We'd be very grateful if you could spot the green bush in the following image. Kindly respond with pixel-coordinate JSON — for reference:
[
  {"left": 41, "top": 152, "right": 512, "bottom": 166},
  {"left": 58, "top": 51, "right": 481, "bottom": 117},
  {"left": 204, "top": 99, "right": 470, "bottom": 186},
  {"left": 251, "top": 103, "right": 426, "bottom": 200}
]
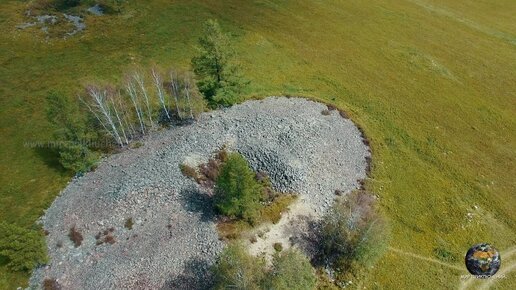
[
  {"left": 0, "top": 222, "right": 48, "bottom": 272},
  {"left": 273, "top": 242, "right": 283, "bottom": 252},
  {"left": 211, "top": 243, "right": 265, "bottom": 290},
  {"left": 264, "top": 249, "right": 317, "bottom": 290},
  {"left": 215, "top": 153, "right": 264, "bottom": 224},
  {"left": 319, "top": 191, "right": 387, "bottom": 272},
  {"left": 46, "top": 91, "right": 99, "bottom": 173}
]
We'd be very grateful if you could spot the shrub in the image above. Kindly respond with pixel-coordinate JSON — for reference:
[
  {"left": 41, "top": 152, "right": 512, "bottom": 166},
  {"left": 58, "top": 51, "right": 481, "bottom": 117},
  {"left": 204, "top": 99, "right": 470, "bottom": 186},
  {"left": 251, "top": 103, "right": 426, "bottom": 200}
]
[
  {"left": 273, "top": 242, "right": 283, "bottom": 252},
  {"left": 321, "top": 109, "right": 331, "bottom": 115},
  {"left": 211, "top": 243, "right": 265, "bottom": 290},
  {"left": 264, "top": 249, "right": 317, "bottom": 290},
  {"left": 215, "top": 153, "right": 264, "bottom": 224},
  {"left": 68, "top": 226, "right": 83, "bottom": 247},
  {"left": 104, "top": 235, "right": 116, "bottom": 245},
  {"left": 180, "top": 164, "right": 198, "bottom": 180},
  {"left": 0, "top": 222, "right": 48, "bottom": 271},
  {"left": 58, "top": 142, "right": 98, "bottom": 173},
  {"left": 124, "top": 218, "right": 134, "bottom": 230},
  {"left": 319, "top": 191, "right": 387, "bottom": 272},
  {"left": 216, "top": 147, "right": 229, "bottom": 162},
  {"left": 46, "top": 91, "right": 99, "bottom": 173},
  {"left": 199, "top": 159, "right": 221, "bottom": 182}
]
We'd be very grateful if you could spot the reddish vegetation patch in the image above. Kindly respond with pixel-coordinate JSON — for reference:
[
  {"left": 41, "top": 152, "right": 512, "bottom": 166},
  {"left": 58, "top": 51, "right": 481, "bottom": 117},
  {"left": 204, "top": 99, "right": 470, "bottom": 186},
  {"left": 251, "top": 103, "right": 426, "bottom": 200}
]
[
  {"left": 327, "top": 104, "right": 337, "bottom": 111},
  {"left": 181, "top": 146, "right": 229, "bottom": 191},
  {"left": 95, "top": 228, "right": 117, "bottom": 246},
  {"left": 68, "top": 226, "right": 83, "bottom": 247},
  {"left": 43, "top": 278, "right": 61, "bottom": 290}
]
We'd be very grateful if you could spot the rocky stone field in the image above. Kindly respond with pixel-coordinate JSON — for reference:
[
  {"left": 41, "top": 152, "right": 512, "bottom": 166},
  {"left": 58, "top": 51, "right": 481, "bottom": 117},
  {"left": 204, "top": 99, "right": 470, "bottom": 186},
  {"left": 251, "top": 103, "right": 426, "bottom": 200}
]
[{"left": 29, "top": 97, "right": 370, "bottom": 289}]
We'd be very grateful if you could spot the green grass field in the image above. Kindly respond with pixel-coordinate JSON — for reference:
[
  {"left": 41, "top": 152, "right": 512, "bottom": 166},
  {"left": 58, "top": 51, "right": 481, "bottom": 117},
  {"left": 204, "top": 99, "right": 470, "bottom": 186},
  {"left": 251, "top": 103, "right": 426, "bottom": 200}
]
[{"left": 1, "top": 0, "right": 515, "bottom": 288}]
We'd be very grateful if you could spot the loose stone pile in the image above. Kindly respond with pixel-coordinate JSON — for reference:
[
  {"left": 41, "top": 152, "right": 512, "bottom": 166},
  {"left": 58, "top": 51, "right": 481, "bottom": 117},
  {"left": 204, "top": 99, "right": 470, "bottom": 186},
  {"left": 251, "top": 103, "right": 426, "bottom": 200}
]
[{"left": 29, "top": 97, "right": 369, "bottom": 289}]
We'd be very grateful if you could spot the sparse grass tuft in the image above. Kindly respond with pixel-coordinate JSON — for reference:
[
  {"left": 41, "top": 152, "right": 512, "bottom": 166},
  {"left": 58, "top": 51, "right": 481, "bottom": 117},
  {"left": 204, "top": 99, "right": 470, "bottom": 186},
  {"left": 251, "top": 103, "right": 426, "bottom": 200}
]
[{"left": 124, "top": 218, "right": 134, "bottom": 230}]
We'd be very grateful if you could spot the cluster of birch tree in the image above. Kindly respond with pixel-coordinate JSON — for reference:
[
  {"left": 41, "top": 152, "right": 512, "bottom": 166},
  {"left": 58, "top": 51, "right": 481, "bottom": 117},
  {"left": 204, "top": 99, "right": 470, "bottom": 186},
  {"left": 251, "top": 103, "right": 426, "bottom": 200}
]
[{"left": 80, "top": 68, "right": 205, "bottom": 147}]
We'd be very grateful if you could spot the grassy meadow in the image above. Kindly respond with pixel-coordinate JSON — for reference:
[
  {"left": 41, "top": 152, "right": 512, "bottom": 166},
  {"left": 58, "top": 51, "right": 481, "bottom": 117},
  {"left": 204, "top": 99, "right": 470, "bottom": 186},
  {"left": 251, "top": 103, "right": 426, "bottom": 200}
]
[{"left": 0, "top": 0, "right": 515, "bottom": 288}]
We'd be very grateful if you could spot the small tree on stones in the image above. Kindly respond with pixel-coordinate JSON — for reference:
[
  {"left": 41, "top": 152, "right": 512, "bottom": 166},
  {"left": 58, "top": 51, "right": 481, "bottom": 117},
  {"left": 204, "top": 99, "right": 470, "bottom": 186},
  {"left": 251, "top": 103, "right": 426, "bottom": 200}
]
[{"left": 215, "top": 153, "right": 264, "bottom": 224}]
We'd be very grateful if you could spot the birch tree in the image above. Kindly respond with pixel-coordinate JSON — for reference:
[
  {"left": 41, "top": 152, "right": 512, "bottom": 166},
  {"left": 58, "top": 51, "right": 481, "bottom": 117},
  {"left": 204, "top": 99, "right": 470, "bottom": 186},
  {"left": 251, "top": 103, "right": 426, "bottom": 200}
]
[
  {"left": 169, "top": 70, "right": 182, "bottom": 119},
  {"left": 126, "top": 80, "right": 146, "bottom": 135},
  {"left": 110, "top": 91, "right": 129, "bottom": 145},
  {"left": 83, "top": 86, "right": 124, "bottom": 147},
  {"left": 133, "top": 71, "right": 153, "bottom": 126},
  {"left": 152, "top": 68, "right": 171, "bottom": 121},
  {"left": 184, "top": 77, "right": 194, "bottom": 119}
]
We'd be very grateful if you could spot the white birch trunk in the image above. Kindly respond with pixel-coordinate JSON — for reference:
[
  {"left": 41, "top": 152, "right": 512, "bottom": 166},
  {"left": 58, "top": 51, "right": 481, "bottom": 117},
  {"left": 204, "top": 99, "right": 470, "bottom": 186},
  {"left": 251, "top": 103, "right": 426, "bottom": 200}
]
[
  {"left": 86, "top": 86, "right": 123, "bottom": 147},
  {"left": 133, "top": 72, "right": 153, "bottom": 126},
  {"left": 184, "top": 78, "right": 194, "bottom": 119},
  {"left": 152, "top": 69, "right": 171, "bottom": 121},
  {"left": 111, "top": 93, "right": 128, "bottom": 145},
  {"left": 170, "top": 71, "right": 182, "bottom": 119},
  {"left": 126, "top": 81, "right": 146, "bottom": 135}
]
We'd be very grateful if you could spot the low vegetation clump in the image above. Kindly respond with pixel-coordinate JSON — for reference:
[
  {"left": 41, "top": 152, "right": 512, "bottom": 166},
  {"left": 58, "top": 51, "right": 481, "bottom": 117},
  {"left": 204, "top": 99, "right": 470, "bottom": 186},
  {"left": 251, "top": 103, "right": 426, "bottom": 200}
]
[
  {"left": 260, "top": 194, "right": 297, "bottom": 224},
  {"left": 211, "top": 244, "right": 316, "bottom": 290},
  {"left": 179, "top": 164, "right": 198, "bottom": 181},
  {"left": 68, "top": 225, "right": 83, "bottom": 247},
  {"left": 0, "top": 222, "right": 48, "bottom": 272},
  {"left": 211, "top": 243, "right": 266, "bottom": 290},
  {"left": 317, "top": 190, "right": 388, "bottom": 282},
  {"left": 42, "top": 278, "right": 61, "bottom": 290},
  {"left": 46, "top": 91, "right": 100, "bottom": 173},
  {"left": 95, "top": 227, "right": 116, "bottom": 245},
  {"left": 264, "top": 249, "right": 317, "bottom": 290},
  {"left": 124, "top": 218, "right": 134, "bottom": 230}
]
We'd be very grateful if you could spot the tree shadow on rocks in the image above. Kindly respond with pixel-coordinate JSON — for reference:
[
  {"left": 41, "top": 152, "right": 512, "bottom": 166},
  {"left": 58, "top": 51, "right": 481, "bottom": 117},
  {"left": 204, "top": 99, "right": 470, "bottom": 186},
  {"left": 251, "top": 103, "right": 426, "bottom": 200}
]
[
  {"left": 179, "top": 186, "right": 215, "bottom": 223},
  {"left": 162, "top": 257, "right": 214, "bottom": 290}
]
